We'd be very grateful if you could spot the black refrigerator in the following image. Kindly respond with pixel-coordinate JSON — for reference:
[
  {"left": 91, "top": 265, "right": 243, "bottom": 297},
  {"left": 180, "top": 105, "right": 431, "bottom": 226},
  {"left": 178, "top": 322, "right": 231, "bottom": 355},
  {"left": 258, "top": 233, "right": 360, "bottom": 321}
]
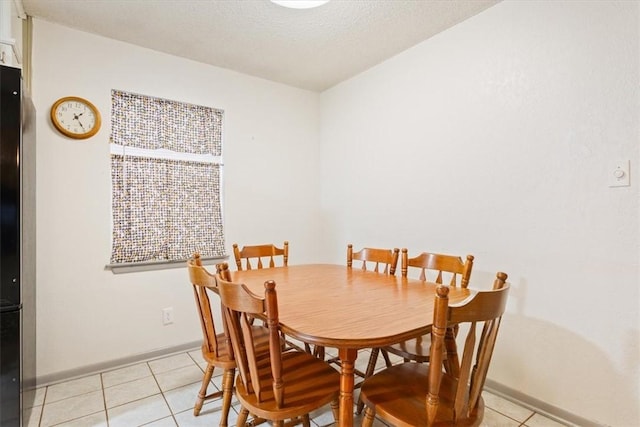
[{"left": 0, "top": 64, "right": 36, "bottom": 426}]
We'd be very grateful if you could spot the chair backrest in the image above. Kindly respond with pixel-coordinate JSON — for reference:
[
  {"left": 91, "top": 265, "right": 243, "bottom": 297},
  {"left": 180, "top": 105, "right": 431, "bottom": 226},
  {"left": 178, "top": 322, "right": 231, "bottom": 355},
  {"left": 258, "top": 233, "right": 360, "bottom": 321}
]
[
  {"left": 217, "top": 273, "right": 285, "bottom": 406},
  {"left": 347, "top": 244, "right": 400, "bottom": 275},
  {"left": 426, "top": 272, "right": 510, "bottom": 425},
  {"left": 232, "top": 241, "right": 289, "bottom": 271},
  {"left": 401, "top": 248, "right": 474, "bottom": 287},
  {"left": 187, "top": 254, "right": 229, "bottom": 358}
]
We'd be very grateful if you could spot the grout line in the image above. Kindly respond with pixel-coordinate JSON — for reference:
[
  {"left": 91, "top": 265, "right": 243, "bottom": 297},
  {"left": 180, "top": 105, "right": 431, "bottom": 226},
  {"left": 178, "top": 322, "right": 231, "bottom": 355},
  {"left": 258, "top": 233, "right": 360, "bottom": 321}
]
[
  {"left": 37, "top": 387, "right": 47, "bottom": 427},
  {"left": 521, "top": 411, "right": 535, "bottom": 426},
  {"left": 157, "top": 371, "right": 178, "bottom": 425},
  {"left": 98, "top": 371, "right": 108, "bottom": 427}
]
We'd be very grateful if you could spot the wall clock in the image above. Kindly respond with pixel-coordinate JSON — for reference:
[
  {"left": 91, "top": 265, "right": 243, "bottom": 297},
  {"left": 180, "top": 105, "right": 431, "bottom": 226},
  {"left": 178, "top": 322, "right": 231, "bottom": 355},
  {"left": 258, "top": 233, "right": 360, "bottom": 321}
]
[{"left": 50, "top": 96, "right": 101, "bottom": 139}]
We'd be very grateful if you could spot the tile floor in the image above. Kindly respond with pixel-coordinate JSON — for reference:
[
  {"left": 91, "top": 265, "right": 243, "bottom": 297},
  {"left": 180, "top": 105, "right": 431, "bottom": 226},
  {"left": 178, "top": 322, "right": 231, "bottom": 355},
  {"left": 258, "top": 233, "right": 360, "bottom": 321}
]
[{"left": 23, "top": 346, "right": 570, "bottom": 427}]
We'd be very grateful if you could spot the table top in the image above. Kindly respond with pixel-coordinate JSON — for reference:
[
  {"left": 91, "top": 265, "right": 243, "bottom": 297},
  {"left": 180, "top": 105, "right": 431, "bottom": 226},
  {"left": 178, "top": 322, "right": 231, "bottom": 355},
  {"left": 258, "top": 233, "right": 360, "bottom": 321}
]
[{"left": 232, "top": 264, "right": 471, "bottom": 349}]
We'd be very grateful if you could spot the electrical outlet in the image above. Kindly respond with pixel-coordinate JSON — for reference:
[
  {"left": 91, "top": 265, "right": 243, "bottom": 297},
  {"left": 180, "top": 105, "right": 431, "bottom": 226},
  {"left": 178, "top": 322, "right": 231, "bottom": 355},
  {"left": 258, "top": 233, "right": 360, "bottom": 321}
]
[{"left": 162, "top": 307, "right": 174, "bottom": 325}]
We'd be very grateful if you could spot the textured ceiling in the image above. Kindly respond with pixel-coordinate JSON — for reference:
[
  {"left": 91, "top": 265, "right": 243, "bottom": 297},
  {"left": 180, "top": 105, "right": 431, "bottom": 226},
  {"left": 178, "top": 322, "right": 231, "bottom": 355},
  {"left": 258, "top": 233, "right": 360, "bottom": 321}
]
[{"left": 21, "top": 0, "right": 499, "bottom": 92}]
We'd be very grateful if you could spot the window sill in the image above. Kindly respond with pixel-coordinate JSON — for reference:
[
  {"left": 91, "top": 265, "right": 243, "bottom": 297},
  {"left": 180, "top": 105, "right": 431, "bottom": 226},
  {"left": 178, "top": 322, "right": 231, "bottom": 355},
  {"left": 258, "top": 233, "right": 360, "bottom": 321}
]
[{"left": 105, "top": 255, "right": 229, "bottom": 274}]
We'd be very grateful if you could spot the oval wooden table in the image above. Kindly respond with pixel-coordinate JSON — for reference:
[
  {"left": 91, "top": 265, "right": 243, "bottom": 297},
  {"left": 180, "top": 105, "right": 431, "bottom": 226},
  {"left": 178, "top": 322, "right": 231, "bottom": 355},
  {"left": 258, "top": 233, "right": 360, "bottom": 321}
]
[{"left": 232, "top": 264, "right": 471, "bottom": 427}]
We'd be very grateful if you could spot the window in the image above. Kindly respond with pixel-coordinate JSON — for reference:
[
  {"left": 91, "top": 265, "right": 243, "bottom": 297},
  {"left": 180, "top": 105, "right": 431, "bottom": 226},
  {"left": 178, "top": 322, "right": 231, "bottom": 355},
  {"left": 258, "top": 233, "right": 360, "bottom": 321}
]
[{"left": 109, "top": 90, "right": 225, "bottom": 268}]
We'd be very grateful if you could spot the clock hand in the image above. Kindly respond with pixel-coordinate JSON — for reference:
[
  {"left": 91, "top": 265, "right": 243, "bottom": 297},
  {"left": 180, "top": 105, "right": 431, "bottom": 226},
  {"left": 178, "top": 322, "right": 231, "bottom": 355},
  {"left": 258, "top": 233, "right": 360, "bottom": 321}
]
[{"left": 72, "top": 114, "right": 86, "bottom": 131}]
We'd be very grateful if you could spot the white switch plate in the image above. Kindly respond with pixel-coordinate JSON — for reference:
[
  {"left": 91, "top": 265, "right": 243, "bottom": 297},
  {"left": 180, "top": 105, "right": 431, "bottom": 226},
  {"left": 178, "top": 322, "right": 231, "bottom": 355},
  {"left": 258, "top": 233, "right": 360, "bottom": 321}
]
[{"left": 609, "top": 160, "right": 630, "bottom": 187}]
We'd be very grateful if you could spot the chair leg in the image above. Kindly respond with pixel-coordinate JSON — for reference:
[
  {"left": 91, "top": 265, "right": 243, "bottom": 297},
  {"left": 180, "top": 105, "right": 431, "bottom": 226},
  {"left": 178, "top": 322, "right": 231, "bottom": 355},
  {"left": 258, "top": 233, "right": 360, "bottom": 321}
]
[
  {"left": 302, "top": 414, "right": 311, "bottom": 427},
  {"left": 330, "top": 398, "right": 339, "bottom": 422},
  {"left": 313, "top": 345, "right": 326, "bottom": 360},
  {"left": 381, "top": 349, "right": 393, "bottom": 367},
  {"left": 362, "top": 407, "right": 376, "bottom": 427},
  {"left": 237, "top": 407, "right": 249, "bottom": 427},
  {"left": 355, "top": 349, "right": 379, "bottom": 414},
  {"left": 219, "top": 368, "right": 235, "bottom": 427},
  {"left": 194, "top": 363, "right": 215, "bottom": 416}
]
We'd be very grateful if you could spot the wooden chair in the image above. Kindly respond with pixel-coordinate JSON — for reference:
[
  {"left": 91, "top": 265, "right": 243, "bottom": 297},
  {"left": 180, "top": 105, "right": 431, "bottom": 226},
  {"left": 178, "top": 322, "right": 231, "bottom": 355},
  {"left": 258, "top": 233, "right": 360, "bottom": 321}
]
[
  {"left": 342, "top": 244, "right": 400, "bottom": 374},
  {"left": 187, "top": 255, "right": 270, "bottom": 426},
  {"left": 356, "top": 248, "right": 474, "bottom": 414},
  {"left": 387, "top": 249, "right": 474, "bottom": 361},
  {"left": 347, "top": 244, "right": 400, "bottom": 275},
  {"left": 217, "top": 274, "right": 340, "bottom": 427},
  {"left": 233, "top": 241, "right": 289, "bottom": 271},
  {"left": 359, "top": 272, "right": 510, "bottom": 427},
  {"left": 232, "top": 241, "right": 311, "bottom": 354}
]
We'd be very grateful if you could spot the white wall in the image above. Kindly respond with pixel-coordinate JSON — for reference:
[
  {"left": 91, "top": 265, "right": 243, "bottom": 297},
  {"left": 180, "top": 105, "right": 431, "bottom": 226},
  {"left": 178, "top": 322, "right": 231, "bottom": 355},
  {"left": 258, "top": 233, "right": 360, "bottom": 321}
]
[
  {"left": 31, "top": 20, "right": 321, "bottom": 378},
  {"left": 320, "top": 1, "right": 638, "bottom": 425},
  {"left": 30, "top": 1, "right": 640, "bottom": 425}
]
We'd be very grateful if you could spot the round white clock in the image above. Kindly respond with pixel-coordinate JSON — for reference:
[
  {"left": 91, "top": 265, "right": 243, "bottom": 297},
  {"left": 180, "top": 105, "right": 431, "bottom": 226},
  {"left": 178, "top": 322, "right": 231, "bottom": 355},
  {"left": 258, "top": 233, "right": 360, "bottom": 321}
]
[{"left": 50, "top": 96, "right": 101, "bottom": 139}]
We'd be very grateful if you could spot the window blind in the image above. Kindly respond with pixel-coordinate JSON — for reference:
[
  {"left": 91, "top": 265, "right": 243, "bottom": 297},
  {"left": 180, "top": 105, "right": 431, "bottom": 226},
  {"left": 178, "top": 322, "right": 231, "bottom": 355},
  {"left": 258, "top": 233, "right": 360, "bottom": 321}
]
[{"left": 110, "top": 90, "right": 225, "bottom": 264}]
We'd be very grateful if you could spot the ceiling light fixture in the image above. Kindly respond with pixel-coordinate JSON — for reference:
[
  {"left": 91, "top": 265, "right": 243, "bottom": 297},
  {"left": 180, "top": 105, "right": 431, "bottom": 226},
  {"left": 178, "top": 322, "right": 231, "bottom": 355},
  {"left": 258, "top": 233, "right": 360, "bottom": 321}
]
[{"left": 270, "top": 0, "right": 330, "bottom": 9}]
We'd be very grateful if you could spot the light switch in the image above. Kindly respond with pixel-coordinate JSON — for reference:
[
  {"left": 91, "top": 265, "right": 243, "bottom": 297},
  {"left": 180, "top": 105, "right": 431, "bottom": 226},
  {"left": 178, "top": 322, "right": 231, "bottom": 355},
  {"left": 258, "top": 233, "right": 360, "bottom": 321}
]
[{"left": 609, "top": 160, "right": 630, "bottom": 187}]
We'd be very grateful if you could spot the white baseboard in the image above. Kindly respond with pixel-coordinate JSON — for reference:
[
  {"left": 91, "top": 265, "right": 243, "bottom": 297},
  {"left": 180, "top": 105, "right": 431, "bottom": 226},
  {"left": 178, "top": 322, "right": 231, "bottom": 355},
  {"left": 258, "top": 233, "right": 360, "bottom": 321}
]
[{"left": 35, "top": 341, "right": 201, "bottom": 388}]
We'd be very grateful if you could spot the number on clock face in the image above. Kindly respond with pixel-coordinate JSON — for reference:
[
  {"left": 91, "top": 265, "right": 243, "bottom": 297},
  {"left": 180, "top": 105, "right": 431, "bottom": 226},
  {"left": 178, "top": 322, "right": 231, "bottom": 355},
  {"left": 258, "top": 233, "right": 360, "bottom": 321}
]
[{"left": 56, "top": 101, "right": 96, "bottom": 134}]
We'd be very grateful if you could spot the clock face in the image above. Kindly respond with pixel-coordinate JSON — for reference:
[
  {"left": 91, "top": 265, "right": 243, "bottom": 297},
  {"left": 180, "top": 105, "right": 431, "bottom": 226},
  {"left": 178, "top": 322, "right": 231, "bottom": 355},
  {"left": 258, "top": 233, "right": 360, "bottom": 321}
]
[{"left": 51, "top": 97, "right": 101, "bottom": 139}]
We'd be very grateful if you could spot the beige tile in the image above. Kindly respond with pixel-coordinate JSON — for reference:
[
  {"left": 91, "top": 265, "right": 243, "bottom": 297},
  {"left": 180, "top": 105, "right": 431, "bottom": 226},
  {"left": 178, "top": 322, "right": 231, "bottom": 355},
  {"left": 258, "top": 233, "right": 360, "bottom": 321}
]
[
  {"left": 189, "top": 352, "right": 209, "bottom": 372},
  {"left": 107, "top": 394, "right": 171, "bottom": 427},
  {"left": 104, "top": 375, "right": 161, "bottom": 408},
  {"left": 163, "top": 382, "right": 203, "bottom": 414},
  {"left": 187, "top": 349, "right": 204, "bottom": 363},
  {"left": 24, "top": 404, "right": 42, "bottom": 427},
  {"left": 323, "top": 346, "right": 339, "bottom": 358},
  {"left": 194, "top": 360, "right": 208, "bottom": 372},
  {"left": 40, "top": 390, "right": 104, "bottom": 427},
  {"left": 45, "top": 374, "right": 102, "bottom": 403},
  {"left": 354, "top": 350, "right": 376, "bottom": 374},
  {"left": 54, "top": 411, "right": 108, "bottom": 427},
  {"left": 155, "top": 365, "right": 204, "bottom": 392},
  {"left": 102, "top": 362, "right": 152, "bottom": 388},
  {"left": 31, "top": 350, "right": 564, "bottom": 427},
  {"left": 210, "top": 369, "right": 228, "bottom": 391},
  {"left": 149, "top": 353, "right": 197, "bottom": 375},
  {"left": 174, "top": 405, "right": 239, "bottom": 427},
  {"left": 23, "top": 387, "right": 46, "bottom": 408},
  {"left": 309, "top": 402, "right": 339, "bottom": 426},
  {"left": 482, "top": 391, "right": 535, "bottom": 422},
  {"left": 142, "top": 416, "right": 177, "bottom": 426},
  {"left": 524, "top": 413, "right": 570, "bottom": 427},
  {"left": 385, "top": 351, "right": 405, "bottom": 365},
  {"left": 202, "top": 394, "right": 233, "bottom": 414},
  {"left": 481, "top": 407, "right": 521, "bottom": 426}
]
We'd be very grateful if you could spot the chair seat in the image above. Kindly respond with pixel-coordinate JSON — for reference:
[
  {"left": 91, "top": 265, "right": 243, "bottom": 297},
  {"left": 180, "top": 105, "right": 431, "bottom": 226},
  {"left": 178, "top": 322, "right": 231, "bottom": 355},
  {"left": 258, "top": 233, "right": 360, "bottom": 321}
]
[
  {"left": 235, "top": 350, "right": 340, "bottom": 421},
  {"left": 360, "top": 362, "right": 484, "bottom": 427},
  {"left": 202, "top": 325, "right": 272, "bottom": 368},
  {"left": 201, "top": 336, "right": 234, "bottom": 367}
]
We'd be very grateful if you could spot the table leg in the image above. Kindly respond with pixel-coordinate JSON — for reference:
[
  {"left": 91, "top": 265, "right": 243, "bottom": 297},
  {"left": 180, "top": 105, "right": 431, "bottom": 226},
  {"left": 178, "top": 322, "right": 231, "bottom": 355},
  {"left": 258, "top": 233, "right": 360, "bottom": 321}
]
[{"left": 337, "top": 348, "right": 357, "bottom": 427}]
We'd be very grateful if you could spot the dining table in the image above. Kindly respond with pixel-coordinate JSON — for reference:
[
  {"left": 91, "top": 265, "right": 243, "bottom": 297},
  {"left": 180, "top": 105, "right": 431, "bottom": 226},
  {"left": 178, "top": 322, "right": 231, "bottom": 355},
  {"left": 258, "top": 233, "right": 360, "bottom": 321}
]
[{"left": 231, "top": 263, "right": 471, "bottom": 427}]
